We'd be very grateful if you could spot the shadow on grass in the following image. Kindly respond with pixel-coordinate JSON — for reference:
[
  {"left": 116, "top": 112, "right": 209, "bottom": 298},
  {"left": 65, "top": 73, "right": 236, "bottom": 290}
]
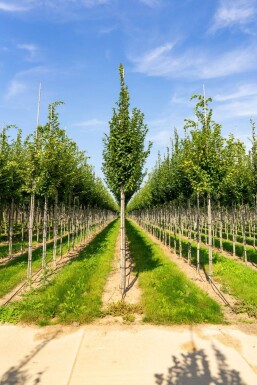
[
  {"left": 126, "top": 220, "right": 162, "bottom": 273},
  {"left": 65, "top": 220, "right": 118, "bottom": 265},
  {"left": 155, "top": 344, "right": 247, "bottom": 385}
]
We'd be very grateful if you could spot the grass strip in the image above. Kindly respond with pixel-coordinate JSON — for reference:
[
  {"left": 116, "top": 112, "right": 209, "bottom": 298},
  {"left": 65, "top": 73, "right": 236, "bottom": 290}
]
[
  {"left": 0, "top": 234, "right": 70, "bottom": 299},
  {"left": 0, "top": 231, "right": 56, "bottom": 259},
  {"left": 126, "top": 220, "right": 224, "bottom": 325},
  {"left": 0, "top": 224, "right": 101, "bottom": 298},
  {"left": 151, "top": 224, "right": 257, "bottom": 318},
  {"left": 172, "top": 226, "right": 257, "bottom": 263},
  {"left": 0, "top": 220, "right": 119, "bottom": 325},
  {"left": 179, "top": 228, "right": 257, "bottom": 263}
]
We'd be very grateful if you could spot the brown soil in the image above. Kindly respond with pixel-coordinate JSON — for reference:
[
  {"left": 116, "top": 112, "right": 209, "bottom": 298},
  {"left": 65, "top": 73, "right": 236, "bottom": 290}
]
[{"left": 97, "top": 233, "right": 143, "bottom": 325}]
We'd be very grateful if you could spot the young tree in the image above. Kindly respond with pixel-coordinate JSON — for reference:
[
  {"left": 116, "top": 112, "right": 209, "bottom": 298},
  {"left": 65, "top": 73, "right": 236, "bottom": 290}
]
[
  {"left": 182, "top": 94, "right": 225, "bottom": 278},
  {"left": 102, "top": 64, "right": 151, "bottom": 293}
]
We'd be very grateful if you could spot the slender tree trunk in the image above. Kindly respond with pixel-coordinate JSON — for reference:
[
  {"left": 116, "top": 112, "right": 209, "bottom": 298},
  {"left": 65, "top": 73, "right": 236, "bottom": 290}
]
[
  {"left": 120, "top": 187, "right": 126, "bottom": 293},
  {"left": 254, "top": 195, "right": 257, "bottom": 248},
  {"left": 0, "top": 199, "right": 2, "bottom": 243},
  {"left": 178, "top": 207, "right": 182, "bottom": 258},
  {"left": 207, "top": 193, "right": 213, "bottom": 279},
  {"left": 232, "top": 205, "right": 236, "bottom": 257},
  {"left": 242, "top": 205, "right": 247, "bottom": 263},
  {"left": 72, "top": 198, "right": 76, "bottom": 250},
  {"left": 36, "top": 202, "right": 40, "bottom": 245},
  {"left": 59, "top": 204, "right": 64, "bottom": 258},
  {"left": 3, "top": 208, "right": 7, "bottom": 236},
  {"left": 27, "top": 193, "right": 35, "bottom": 282},
  {"left": 196, "top": 191, "right": 200, "bottom": 271},
  {"left": 42, "top": 196, "right": 48, "bottom": 270},
  {"left": 187, "top": 199, "right": 191, "bottom": 264},
  {"left": 21, "top": 204, "right": 25, "bottom": 252},
  {"left": 218, "top": 201, "right": 223, "bottom": 251},
  {"left": 8, "top": 198, "right": 14, "bottom": 258},
  {"left": 53, "top": 192, "right": 58, "bottom": 267}
]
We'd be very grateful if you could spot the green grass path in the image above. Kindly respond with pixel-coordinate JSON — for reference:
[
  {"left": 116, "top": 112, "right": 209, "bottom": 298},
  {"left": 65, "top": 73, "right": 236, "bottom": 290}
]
[
  {"left": 149, "top": 223, "right": 257, "bottom": 318},
  {"left": 0, "top": 220, "right": 119, "bottom": 325},
  {"left": 126, "top": 220, "right": 224, "bottom": 325}
]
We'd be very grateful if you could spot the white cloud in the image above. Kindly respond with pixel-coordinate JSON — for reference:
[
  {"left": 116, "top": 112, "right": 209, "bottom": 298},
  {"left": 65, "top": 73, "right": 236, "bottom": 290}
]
[
  {"left": 4, "top": 66, "right": 50, "bottom": 102},
  {"left": 130, "top": 41, "right": 257, "bottom": 79},
  {"left": 212, "top": 83, "right": 257, "bottom": 121},
  {"left": 5, "top": 80, "right": 27, "bottom": 99},
  {"left": 99, "top": 25, "right": 117, "bottom": 35},
  {"left": 210, "top": 0, "right": 257, "bottom": 32},
  {"left": 74, "top": 118, "right": 107, "bottom": 129},
  {"left": 214, "top": 84, "right": 257, "bottom": 101},
  {"left": 17, "top": 44, "right": 39, "bottom": 61},
  {"left": 139, "top": 0, "right": 162, "bottom": 7},
  {"left": 80, "top": 0, "right": 110, "bottom": 6},
  {"left": 217, "top": 98, "right": 257, "bottom": 117},
  {"left": 149, "top": 130, "right": 171, "bottom": 146},
  {"left": 15, "top": 66, "right": 49, "bottom": 78},
  {"left": 0, "top": 1, "right": 28, "bottom": 12},
  {"left": 171, "top": 94, "right": 187, "bottom": 104},
  {"left": 44, "top": 0, "right": 111, "bottom": 9},
  {"left": 0, "top": 0, "right": 111, "bottom": 13}
]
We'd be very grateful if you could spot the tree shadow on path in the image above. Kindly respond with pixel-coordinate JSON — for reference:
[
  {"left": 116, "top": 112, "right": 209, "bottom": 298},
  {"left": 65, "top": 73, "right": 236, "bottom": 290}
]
[
  {"left": 0, "top": 330, "right": 60, "bottom": 385},
  {"left": 155, "top": 343, "right": 247, "bottom": 385}
]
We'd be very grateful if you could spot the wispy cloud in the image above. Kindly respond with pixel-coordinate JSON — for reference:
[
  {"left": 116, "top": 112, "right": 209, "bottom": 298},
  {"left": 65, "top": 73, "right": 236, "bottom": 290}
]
[
  {"left": 99, "top": 25, "right": 118, "bottom": 35},
  {"left": 216, "top": 96, "right": 257, "bottom": 117},
  {"left": 80, "top": 0, "right": 111, "bottom": 6},
  {"left": 213, "top": 83, "right": 257, "bottom": 120},
  {"left": 214, "top": 84, "right": 257, "bottom": 101},
  {"left": 149, "top": 130, "right": 171, "bottom": 146},
  {"left": 210, "top": 0, "right": 257, "bottom": 33},
  {"left": 4, "top": 66, "right": 50, "bottom": 101},
  {"left": 0, "top": 0, "right": 111, "bottom": 13},
  {"left": 0, "top": 1, "right": 28, "bottom": 12},
  {"left": 74, "top": 118, "right": 107, "bottom": 130},
  {"left": 5, "top": 80, "right": 27, "bottom": 99},
  {"left": 17, "top": 43, "right": 39, "bottom": 61},
  {"left": 130, "top": 41, "right": 257, "bottom": 79},
  {"left": 139, "top": 0, "right": 163, "bottom": 7}
]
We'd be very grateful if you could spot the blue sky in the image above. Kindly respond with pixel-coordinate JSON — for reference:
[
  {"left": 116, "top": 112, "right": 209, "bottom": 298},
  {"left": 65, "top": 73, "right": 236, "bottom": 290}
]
[{"left": 1, "top": 0, "right": 257, "bottom": 178}]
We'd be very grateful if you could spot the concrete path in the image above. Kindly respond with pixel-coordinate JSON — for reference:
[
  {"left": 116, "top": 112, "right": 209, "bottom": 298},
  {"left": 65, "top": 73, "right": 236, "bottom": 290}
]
[{"left": 0, "top": 323, "right": 257, "bottom": 385}]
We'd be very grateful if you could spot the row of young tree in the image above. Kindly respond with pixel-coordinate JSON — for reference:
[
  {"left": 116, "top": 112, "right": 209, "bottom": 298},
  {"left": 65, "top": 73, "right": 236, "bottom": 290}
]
[
  {"left": 127, "top": 94, "right": 257, "bottom": 278},
  {"left": 0, "top": 101, "right": 117, "bottom": 281},
  {"left": 129, "top": 94, "right": 257, "bottom": 210}
]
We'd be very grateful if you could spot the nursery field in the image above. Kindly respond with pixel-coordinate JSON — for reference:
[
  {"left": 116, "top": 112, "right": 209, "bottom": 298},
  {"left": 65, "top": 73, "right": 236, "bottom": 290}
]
[{"left": 1, "top": 215, "right": 257, "bottom": 327}]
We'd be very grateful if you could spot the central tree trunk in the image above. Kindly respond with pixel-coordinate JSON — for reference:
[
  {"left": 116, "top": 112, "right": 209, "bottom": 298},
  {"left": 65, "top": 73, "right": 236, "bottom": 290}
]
[{"left": 120, "top": 187, "right": 126, "bottom": 293}]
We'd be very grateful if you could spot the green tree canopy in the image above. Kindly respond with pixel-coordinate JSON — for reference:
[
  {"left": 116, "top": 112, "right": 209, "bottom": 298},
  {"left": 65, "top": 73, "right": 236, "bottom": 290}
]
[{"left": 102, "top": 64, "right": 151, "bottom": 203}]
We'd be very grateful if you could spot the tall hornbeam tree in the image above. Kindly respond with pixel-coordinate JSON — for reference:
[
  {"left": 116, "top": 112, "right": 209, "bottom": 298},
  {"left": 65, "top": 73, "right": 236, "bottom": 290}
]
[{"left": 102, "top": 64, "right": 151, "bottom": 293}]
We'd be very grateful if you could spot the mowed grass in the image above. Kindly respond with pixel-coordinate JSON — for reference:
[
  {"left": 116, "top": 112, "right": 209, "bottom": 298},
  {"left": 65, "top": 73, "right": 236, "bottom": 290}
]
[
  {"left": 0, "top": 234, "right": 70, "bottom": 299},
  {"left": 158, "top": 227, "right": 257, "bottom": 318},
  {"left": 0, "top": 231, "right": 56, "bottom": 259},
  {"left": 0, "top": 220, "right": 119, "bottom": 325},
  {"left": 188, "top": 229, "right": 257, "bottom": 263},
  {"left": 126, "top": 220, "right": 224, "bottom": 325}
]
